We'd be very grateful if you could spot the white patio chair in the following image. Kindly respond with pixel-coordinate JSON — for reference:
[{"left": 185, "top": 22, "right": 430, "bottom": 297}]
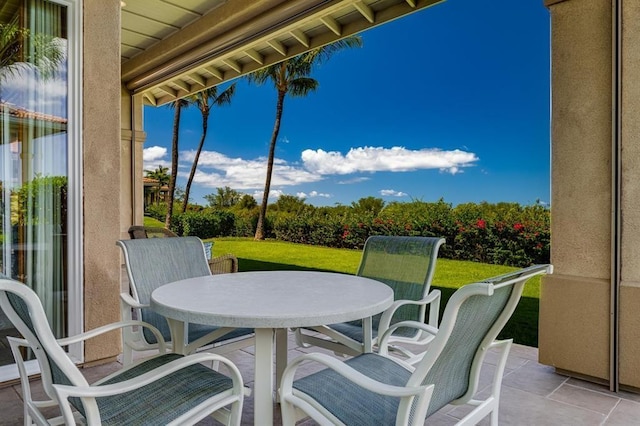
[
  {"left": 280, "top": 264, "right": 552, "bottom": 426},
  {"left": 295, "top": 236, "right": 445, "bottom": 361},
  {"left": 0, "top": 275, "right": 244, "bottom": 426},
  {"left": 117, "top": 236, "right": 253, "bottom": 365}
]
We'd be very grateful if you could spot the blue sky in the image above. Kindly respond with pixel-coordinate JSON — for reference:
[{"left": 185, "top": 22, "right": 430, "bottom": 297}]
[{"left": 143, "top": 0, "right": 550, "bottom": 207}]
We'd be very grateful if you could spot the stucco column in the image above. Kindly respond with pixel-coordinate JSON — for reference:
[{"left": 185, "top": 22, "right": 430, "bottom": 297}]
[
  {"left": 619, "top": 0, "right": 640, "bottom": 390},
  {"left": 542, "top": 0, "right": 640, "bottom": 391},
  {"left": 83, "top": 0, "right": 122, "bottom": 363},
  {"left": 121, "top": 89, "right": 147, "bottom": 235},
  {"left": 540, "top": 0, "right": 613, "bottom": 382}
]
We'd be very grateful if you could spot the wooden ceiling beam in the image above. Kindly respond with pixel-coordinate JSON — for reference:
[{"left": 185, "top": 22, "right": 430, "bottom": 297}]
[
  {"left": 320, "top": 15, "right": 341, "bottom": 36},
  {"left": 354, "top": 1, "right": 375, "bottom": 24}
]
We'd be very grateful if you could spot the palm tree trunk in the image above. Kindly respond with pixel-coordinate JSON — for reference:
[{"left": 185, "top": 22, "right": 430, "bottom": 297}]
[
  {"left": 255, "top": 89, "right": 286, "bottom": 240},
  {"left": 165, "top": 104, "right": 182, "bottom": 228},
  {"left": 182, "top": 112, "right": 209, "bottom": 213}
]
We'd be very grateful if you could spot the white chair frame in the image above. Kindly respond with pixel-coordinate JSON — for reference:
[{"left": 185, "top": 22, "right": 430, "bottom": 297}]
[{"left": 280, "top": 264, "right": 552, "bottom": 426}]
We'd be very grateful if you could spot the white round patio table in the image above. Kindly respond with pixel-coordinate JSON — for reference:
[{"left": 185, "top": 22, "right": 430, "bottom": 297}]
[{"left": 150, "top": 270, "right": 394, "bottom": 426}]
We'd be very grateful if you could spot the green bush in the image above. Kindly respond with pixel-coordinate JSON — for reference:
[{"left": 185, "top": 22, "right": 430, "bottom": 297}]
[
  {"left": 178, "top": 210, "right": 236, "bottom": 239},
  {"left": 269, "top": 199, "right": 549, "bottom": 267},
  {"left": 165, "top": 199, "right": 550, "bottom": 268},
  {"left": 145, "top": 203, "right": 167, "bottom": 222}
]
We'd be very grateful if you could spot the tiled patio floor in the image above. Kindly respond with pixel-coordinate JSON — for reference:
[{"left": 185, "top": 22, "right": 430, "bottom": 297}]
[{"left": 1, "top": 335, "right": 639, "bottom": 425}]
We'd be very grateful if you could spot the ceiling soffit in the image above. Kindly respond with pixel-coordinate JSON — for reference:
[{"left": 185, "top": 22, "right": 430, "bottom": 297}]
[{"left": 122, "top": 0, "right": 443, "bottom": 106}]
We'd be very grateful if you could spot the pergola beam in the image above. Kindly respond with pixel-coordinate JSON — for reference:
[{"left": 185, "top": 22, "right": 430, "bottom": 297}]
[
  {"left": 290, "top": 29, "right": 310, "bottom": 47},
  {"left": 320, "top": 15, "right": 342, "bottom": 36},
  {"left": 222, "top": 58, "right": 242, "bottom": 73},
  {"left": 354, "top": 1, "right": 375, "bottom": 24},
  {"left": 267, "top": 39, "right": 287, "bottom": 56},
  {"left": 244, "top": 48, "right": 264, "bottom": 65}
]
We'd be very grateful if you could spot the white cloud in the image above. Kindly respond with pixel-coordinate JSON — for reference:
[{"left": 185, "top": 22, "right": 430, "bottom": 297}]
[
  {"left": 253, "top": 189, "right": 284, "bottom": 202},
  {"left": 144, "top": 146, "right": 167, "bottom": 162},
  {"left": 301, "top": 146, "right": 478, "bottom": 175},
  {"left": 380, "top": 189, "right": 408, "bottom": 197},
  {"left": 297, "top": 191, "right": 332, "bottom": 199},
  {"left": 337, "top": 177, "right": 370, "bottom": 184},
  {"left": 143, "top": 146, "right": 171, "bottom": 171},
  {"left": 141, "top": 144, "right": 478, "bottom": 196},
  {"left": 183, "top": 149, "right": 323, "bottom": 190}
]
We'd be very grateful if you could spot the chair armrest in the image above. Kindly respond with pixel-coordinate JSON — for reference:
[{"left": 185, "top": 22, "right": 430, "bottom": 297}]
[
  {"left": 55, "top": 352, "right": 242, "bottom": 398},
  {"left": 53, "top": 352, "right": 244, "bottom": 424},
  {"left": 55, "top": 320, "right": 166, "bottom": 353},
  {"left": 120, "top": 292, "right": 148, "bottom": 309},
  {"left": 378, "top": 320, "right": 438, "bottom": 357},
  {"left": 280, "top": 352, "right": 429, "bottom": 399},
  {"left": 208, "top": 254, "right": 239, "bottom": 275},
  {"left": 378, "top": 289, "right": 441, "bottom": 336}
]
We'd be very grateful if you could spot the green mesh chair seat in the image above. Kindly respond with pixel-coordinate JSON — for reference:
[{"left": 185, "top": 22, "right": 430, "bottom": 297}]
[
  {"left": 326, "top": 313, "right": 418, "bottom": 343},
  {"left": 90, "top": 353, "right": 233, "bottom": 425},
  {"left": 281, "top": 265, "right": 552, "bottom": 426},
  {"left": 296, "top": 236, "right": 445, "bottom": 357},
  {"left": 293, "top": 353, "right": 411, "bottom": 425},
  {"left": 118, "top": 237, "right": 254, "bottom": 364},
  {"left": 0, "top": 277, "right": 245, "bottom": 425}
]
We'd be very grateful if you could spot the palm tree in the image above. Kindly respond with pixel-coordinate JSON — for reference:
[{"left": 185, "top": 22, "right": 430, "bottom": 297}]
[
  {"left": 181, "top": 83, "right": 236, "bottom": 213},
  {"left": 247, "top": 36, "right": 362, "bottom": 240},
  {"left": 0, "top": 17, "right": 65, "bottom": 86},
  {"left": 165, "top": 98, "right": 189, "bottom": 228},
  {"left": 144, "top": 165, "right": 170, "bottom": 205}
]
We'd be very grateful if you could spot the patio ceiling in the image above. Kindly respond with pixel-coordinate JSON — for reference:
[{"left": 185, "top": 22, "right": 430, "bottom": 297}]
[{"left": 121, "top": 0, "right": 443, "bottom": 106}]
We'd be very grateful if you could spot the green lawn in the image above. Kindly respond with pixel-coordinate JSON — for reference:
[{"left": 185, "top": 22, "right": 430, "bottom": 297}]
[
  {"left": 210, "top": 237, "right": 543, "bottom": 347},
  {"left": 143, "top": 216, "right": 165, "bottom": 227}
]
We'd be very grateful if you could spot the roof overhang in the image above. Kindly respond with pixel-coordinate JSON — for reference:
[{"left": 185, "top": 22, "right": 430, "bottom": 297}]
[{"left": 121, "top": 0, "right": 444, "bottom": 106}]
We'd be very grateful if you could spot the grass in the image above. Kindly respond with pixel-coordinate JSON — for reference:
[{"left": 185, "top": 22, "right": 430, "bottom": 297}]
[
  {"left": 143, "top": 216, "right": 165, "bottom": 227},
  {"left": 210, "top": 237, "right": 543, "bottom": 347}
]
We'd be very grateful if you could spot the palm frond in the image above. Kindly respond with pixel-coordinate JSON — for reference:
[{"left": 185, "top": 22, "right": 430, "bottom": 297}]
[
  {"left": 301, "top": 35, "right": 363, "bottom": 65},
  {"left": 0, "top": 18, "right": 66, "bottom": 82},
  {"left": 288, "top": 77, "right": 319, "bottom": 97},
  {"left": 213, "top": 82, "right": 236, "bottom": 106}
]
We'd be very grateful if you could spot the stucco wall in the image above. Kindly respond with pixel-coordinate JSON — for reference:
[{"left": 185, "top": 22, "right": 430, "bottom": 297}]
[
  {"left": 542, "top": 0, "right": 640, "bottom": 390},
  {"left": 121, "top": 89, "right": 146, "bottom": 232},
  {"left": 619, "top": 0, "right": 640, "bottom": 390},
  {"left": 83, "top": 0, "right": 122, "bottom": 363},
  {"left": 539, "top": 0, "right": 612, "bottom": 381}
]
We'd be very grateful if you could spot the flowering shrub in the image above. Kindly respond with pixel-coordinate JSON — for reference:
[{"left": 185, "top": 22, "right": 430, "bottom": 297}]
[
  {"left": 269, "top": 200, "right": 550, "bottom": 267},
  {"left": 168, "top": 199, "right": 550, "bottom": 268}
]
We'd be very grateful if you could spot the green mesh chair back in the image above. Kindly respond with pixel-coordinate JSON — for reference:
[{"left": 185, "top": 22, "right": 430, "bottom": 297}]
[
  {"left": 410, "top": 264, "right": 550, "bottom": 418},
  {"left": 355, "top": 236, "right": 445, "bottom": 329},
  {"left": 117, "top": 237, "right": 212, "bottom": 342},
  {"left": 0, "top": 277, "right": 89, "bottom": 415},
  {"left": 284, "top": 265, "right": 551, "bottom": 425},
  {"left": 1, "top": 276, "right": 245, "bottom": 425}
]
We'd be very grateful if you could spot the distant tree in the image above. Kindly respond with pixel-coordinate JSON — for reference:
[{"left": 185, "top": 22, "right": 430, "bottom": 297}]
[
  {"left": 144, "top": 165, "right": 169, "bottom": 205},
  {"left": 246, "top": 35, "right": 362, "bottom": 240},
  {"left": 272, "top": 194, "right": 307, "bottom": 214},
  {"left": 181, "top": 83, "right": 236, "bottom": 213},
  {"left": 351, "top": 196, "right": 385, "bottom": 216},
  {"left": 204, "top": 186, "right": 243, "bottom": 209},
  {"left": 236, "top": 194, "right": 258, "bottom": 210},
  {"left": 165, "top": 98, "right": 190, "bottom": 228}
]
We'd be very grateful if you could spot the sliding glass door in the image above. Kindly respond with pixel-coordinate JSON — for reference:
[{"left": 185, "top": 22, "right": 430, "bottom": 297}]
[{"left": 0, "top": 0, "right": 80, "bottom": 376}]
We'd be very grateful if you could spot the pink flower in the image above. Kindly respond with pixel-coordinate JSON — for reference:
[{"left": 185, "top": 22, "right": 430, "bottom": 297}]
[
  {"left": 476, "top": 219, "right": 486, "bottom": 229},
  {"left": 513, "top": 223, "right": 524, "bottom": 232}
]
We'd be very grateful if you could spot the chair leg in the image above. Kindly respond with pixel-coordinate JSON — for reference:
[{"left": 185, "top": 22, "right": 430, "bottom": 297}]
[
  {"left": 228, "top": 400, "right": 242, "bottom": 426},
  {"left": 280, "top": 400, "right": 298, "bottom": 426},
  {"left": 122, "top": 345, "right": 133, "bottom": 366},
  {"left": 490, "top": 405, "right": 499, "bottom": 426}
]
